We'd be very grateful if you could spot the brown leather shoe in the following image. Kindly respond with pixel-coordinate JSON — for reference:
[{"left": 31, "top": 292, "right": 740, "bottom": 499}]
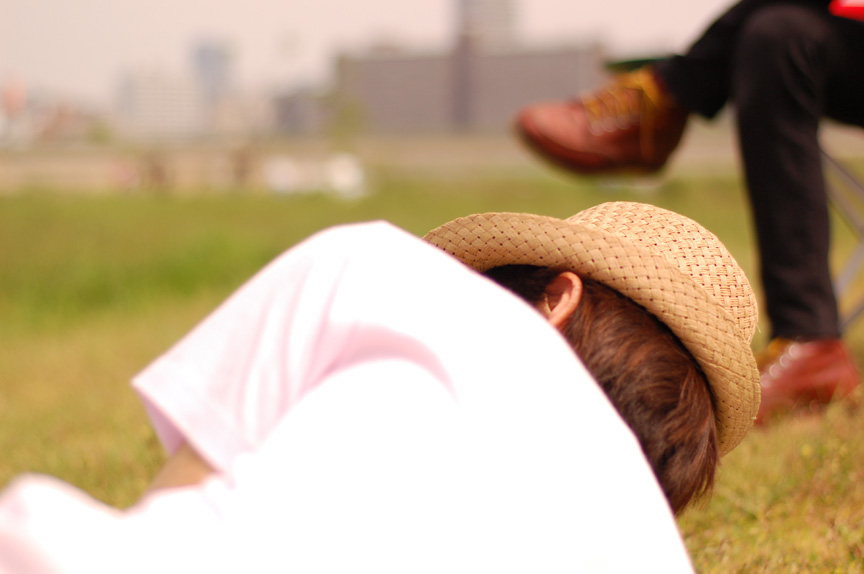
[
  {"left": 514, "top": 68, "right": 689, "bottom": 175},
  {"left": 755, "top": 338, "right": 860, "bottom": 425}
]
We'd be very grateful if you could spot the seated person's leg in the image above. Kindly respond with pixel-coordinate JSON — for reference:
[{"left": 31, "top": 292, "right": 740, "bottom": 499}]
[{"left": 730, "top": 3, "right": 864, "bottom": 422}]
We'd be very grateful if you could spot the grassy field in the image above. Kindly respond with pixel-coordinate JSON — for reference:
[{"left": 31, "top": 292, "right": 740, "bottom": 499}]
[{"left": 2, "top": 166, "right": 864, "bottom": 572}]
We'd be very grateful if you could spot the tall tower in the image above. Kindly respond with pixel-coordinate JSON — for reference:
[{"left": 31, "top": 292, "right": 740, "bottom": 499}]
[
  {"left": 193, "top": 40, "right": 233, "bottom": 108},
  {"left": 451, "top": 0, "right": 516, "bottom": 130},
  {"left": 456, "top": 0, "right": 516, "bottom": 51}
]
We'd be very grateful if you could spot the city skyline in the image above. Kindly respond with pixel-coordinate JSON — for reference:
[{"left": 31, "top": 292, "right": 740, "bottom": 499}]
[{"left": 0, "top": 0, "right": 730, "bottom": 106}]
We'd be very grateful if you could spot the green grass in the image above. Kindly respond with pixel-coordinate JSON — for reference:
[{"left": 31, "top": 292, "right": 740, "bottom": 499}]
[
  {"left": 679, "top": 407, "right": 864, "bottom": 573},
  {"left": 2, "top": 168, "right": 864, "bottom": 571}
]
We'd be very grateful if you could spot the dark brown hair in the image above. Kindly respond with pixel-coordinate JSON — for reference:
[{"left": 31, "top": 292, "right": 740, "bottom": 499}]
[{"left": 483, "top": 265, "right": 718, "bottom": 515}]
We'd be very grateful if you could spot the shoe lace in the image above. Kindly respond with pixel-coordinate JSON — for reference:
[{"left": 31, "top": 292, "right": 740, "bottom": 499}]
[{"left": 581, "top": 68, "right": 668, "bottom": 159}]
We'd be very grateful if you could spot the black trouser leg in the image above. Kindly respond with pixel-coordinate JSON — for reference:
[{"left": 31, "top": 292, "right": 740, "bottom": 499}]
[
  {"left": 654, "top": 0, "right": 831, "bottom": 118},
  {"left": 732, "top": 4, "right": 864, "bottom": 339}
]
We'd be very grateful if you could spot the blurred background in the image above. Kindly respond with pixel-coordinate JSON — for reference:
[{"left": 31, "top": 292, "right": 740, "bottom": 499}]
[
  {"left": 2, "top": 0, "right": 862, "bottom": 192},
  {"left": 0, "top": 0, "right": 752, "bottom": 193}
]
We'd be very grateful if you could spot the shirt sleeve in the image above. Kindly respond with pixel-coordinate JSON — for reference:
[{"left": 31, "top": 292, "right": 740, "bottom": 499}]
[{"left": 132, "top": 221, "right": 448, "bottom": 472}]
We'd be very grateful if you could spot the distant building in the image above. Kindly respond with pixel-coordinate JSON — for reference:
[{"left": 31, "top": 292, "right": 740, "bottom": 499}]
[
  {"left": 273, "top": 87, "right": 329, "bottom": 136},
  {"left": 114, "top": 70, "right": 205, "bottom": 140},
  {"left": 0, "top": 80, "right": 105, "bottom": 146},
  {"left": 193, "top": 40, "right": 234, "bottom": 109},
  {"left": 276, "top": 0, "right": 607, "bottom": 136},
  {"left": 324, "top": 40, "right": 605, "bottom": 135},
  {"left": 112, "top": 38, "right": 250, "bottom": 142},
  {"left": 457, "top": 0, "right": 517, "bottom": 50},
  {"left": 332, "top": 48, "right": 455, "bottom": 134}
]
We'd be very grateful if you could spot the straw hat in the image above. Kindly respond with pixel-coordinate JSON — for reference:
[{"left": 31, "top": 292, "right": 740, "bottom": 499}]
[{"left": 424, "top": 201, "right": 760, "bottom": 456}]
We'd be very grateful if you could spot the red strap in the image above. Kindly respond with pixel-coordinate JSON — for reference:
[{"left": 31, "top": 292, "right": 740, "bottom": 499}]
[{"left": 829, "top": 0, "right": 864, "bottom": 20}]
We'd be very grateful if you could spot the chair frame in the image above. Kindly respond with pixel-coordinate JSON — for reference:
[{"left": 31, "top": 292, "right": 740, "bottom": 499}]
[{"left": 823, "top": 148, "right": 864, "bottom": 330}]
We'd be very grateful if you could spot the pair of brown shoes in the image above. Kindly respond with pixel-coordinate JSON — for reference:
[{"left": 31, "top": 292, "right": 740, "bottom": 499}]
[
  {"left": 755, "top": 338, "right": 860, "bottom": 425},
  {"left": 515, "top": 68, "right": 689, "bottom": 175}
]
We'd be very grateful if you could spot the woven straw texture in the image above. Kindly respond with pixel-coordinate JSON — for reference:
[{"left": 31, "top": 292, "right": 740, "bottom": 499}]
[{"left": 424, "top": 202, "right": 760, "bottom": 457}]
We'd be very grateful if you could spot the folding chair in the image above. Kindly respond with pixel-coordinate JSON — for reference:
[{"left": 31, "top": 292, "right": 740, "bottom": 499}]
[{"left": 823, "top": 147, "right": 864, "bottom": 330}]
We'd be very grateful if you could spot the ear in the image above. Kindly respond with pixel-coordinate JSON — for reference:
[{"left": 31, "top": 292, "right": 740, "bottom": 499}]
[{"left": 537, "top": 271, "right": 583, "bottom": 329}]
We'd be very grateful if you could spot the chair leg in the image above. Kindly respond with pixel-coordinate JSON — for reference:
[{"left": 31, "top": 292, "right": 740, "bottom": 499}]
[{"left": 823, "top": 148, "right": 864, "bottom": 330}]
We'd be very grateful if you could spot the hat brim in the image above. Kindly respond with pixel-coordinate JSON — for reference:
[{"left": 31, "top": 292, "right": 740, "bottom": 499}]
[{"left": 424, "top": 212, "right": 760, "bottom": 457}]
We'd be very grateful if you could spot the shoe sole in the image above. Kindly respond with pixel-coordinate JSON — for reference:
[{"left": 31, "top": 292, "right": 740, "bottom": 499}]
[{"left": 513, "top": 122, "right": 666, "bottom": 177}]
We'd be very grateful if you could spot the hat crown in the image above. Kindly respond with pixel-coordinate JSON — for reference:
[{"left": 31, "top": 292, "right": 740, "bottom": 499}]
[{"left": 567, "top": 202, "right": 758, "bottom": 343}]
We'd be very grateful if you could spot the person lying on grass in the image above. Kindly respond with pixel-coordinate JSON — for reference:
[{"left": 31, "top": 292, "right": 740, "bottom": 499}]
[{"left": 0, "top": 201, "right": 759, "bottom": 574}]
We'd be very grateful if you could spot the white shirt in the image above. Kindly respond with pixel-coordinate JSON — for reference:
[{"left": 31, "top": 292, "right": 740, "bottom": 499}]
[{"left": 0, "top": 221, "right": 695, "bottom": 573}]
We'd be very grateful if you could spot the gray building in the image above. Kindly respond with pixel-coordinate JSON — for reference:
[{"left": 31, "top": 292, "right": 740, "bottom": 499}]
[
  {"left": 329, "top": 40, "right": 606, "bottom": 135},
  {"left": 273, "top": 87, "right": 330, "bottom": 136},
  {"left": 193, "top": 40, "right": 234, "bottom": 109},
  {"left": 458, "top": 0, "right": 517, "bottom": 50},
  {"left": 333, "top": 49, "right": 455, "bottom": 134},
  {"left": 276, "top": 0, "right": 607, "bottom": 136},
  {"left": 114, "top": 69, "right": 205, "bottom": 140}
]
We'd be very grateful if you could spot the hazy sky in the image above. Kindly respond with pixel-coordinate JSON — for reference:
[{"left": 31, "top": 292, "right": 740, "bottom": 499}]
[{"left": 0, "top": 0, "right": 730, "bottom": 106}]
